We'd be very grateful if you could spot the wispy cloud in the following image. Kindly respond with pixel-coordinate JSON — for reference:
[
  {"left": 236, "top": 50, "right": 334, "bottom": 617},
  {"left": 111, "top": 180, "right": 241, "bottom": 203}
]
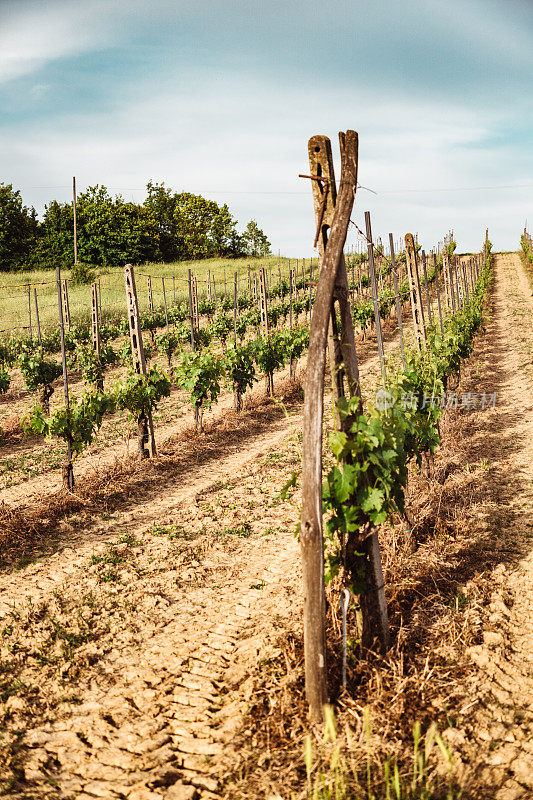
[{"left": 0, "top": 0, "right": 531, "bottom": 253}]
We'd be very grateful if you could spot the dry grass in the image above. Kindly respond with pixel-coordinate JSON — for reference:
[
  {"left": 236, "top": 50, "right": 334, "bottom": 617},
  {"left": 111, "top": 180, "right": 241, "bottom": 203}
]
[
  {"left": 222, "top": 288, "right": 516, "bottom": 800},
  {"left": 0, "top": 254, "right": 305, "bottom": 336}
]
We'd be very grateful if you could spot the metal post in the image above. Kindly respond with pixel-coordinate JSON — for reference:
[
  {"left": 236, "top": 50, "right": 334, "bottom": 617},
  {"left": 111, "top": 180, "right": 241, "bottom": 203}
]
[
  {"left": 162, "top": 277, "right": 169, "bottom": 330},
  {"left": 187, "top": 269, "right": 195, "bottom": 351},
  {"left": 73, "top": 176, "right": 78, "bottom": 266},
  {"left": 56, "top": 266, "right": 74, "bottom": 489},
  {"left": 27, "top": 285, "right": 33, "bottom": 342}
]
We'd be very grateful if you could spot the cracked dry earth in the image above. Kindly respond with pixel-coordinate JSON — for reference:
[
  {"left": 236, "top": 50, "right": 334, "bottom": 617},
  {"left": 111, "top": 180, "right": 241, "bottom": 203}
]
[{"left": 455, "top": 253, "right": 533, "bottom": 799}]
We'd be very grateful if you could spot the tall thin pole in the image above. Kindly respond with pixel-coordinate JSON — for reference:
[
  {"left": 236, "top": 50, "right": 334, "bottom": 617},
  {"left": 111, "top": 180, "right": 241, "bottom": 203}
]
[
  {"left": 73, "top": 176, "right": 78, "bottom": 266},
  {"left": 56, "top": 266, "right": 74, "bottom": 489}
]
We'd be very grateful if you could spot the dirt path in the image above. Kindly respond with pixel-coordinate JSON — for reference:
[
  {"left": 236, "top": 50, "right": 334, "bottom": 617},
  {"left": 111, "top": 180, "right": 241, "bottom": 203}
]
[{"left": 454, "top": 252, "right": 533, "bottom": 798}]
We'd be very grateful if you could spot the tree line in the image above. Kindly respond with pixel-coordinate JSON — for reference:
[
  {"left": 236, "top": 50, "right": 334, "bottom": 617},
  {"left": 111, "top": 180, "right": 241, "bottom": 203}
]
[{"left": 0, "top": 180, "right": 271, "bottom": 271}]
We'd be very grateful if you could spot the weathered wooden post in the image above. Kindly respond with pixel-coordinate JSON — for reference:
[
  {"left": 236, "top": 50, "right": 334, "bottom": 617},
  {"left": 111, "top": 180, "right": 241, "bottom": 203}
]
[
  {"left": 389, "top": 234, "right": 406, "bottom": 370},
  {"left": 433, "top": 252, "right": 444, "bottom": 334},
  {"left": 124, "top": 264, "right": 156, "bottom": 458},
  {"left": 421, "top": 250, "right": 433, "bottom": 327},
  {"left": 300, "top": 131, "right": 388, "bottom": 724},
  {"left": 259, "top": 267, "right": 269, "bottom": 337},
  {"left": 61, "top": 279, "right": 71, "bottom": 331},
  {"left": 56, "top": 266, "right": 74, "bottom": 489},
  {"left": 192, "top": 276, "right": 199, "bottom": 329},
  {"left": 233, "top": 271, "right": 238, "bottom": 345},
  {"left": 405, "top": 234, "right": 426, "bottom": 347}
]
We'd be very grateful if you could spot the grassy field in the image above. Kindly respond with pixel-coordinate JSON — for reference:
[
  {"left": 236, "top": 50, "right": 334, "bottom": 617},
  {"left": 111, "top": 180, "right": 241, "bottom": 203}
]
[{"left": 0, "top": 254, "right": 314, "bottom": 337}]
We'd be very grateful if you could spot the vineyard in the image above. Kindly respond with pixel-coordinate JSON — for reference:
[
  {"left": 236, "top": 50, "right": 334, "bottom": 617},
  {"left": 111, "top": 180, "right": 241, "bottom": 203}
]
[{"left": 0, "top": 133, "right": 532, "bottom": 800}]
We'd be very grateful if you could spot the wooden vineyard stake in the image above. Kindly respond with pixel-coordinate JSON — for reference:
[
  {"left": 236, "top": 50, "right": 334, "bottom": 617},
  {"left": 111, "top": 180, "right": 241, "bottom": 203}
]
[
  {"left": 173, "top": 275, "right": 176, "bottom": 305},
  {"left": 27, "top": 285, "right": 33, "bottom": 342},
  {"left": 259, "top": 267, "right": 269, "bottom": 336},
  {"left": 301, "top": 131, "right": 388, "bottom": 724},
  {"left": 207, "top": 270, "right": 212, "bottom": 303},
  {"left": 292, "top": 266, "right": 298, "bottom": 300},
  {"left": 162, "top": 278, "right": 169, "bottom": 330},
  {"left": 33, "top": 288, "right": 42, "bottom": 355},
  {"left": 462, "top": 261, "right": 470, "bottom": 303},
  {"left": 98, "top": 278, "right": 102, "bottom": 318},
  {"left": 91, "top": 282, "right": 103, "bottom": 392},
  {"left": 366, "top": 212, "right": 386, "bottom": 381},
  {"left": 247, "top": 264, "right": 252, "bottom": 294},
  {"left": 233, "top": 272, "right": 238, "bottom": 344},
  {"left": 147, "top": 275, "right": 154, "bottom": 313},
  {"left": 124, "top": 264, "right": 156, "bottom": 458},
  {"left": 389, "top": 234, "right": 406, "bottom": 370},
  {"left": 187, "top": 269, "right": 195, "bottom": 350},
  {"left": 212, "top": 274, "right": 217, "bottom": 313},
  {"left": 192, "top": 276, "right": 199, "bottom": 329},
  {"left": 433, "top": 252, "right": 444, "bottom": 334},
  {"left": 444, "top": 255, "right": 456, "bottom": 313},
  {"left": 421, "top": 250, "right": 433, "bottom": 327},
  {"left": 224, "top": 268, "right": 227, "bottom": 301},
  {"left": 56, "top": 266, "right": 74, "bottom": 489},
  {"left": 278, "top": 263, "right": 283, "bottom": 296},
  {"left": 61, "top": 279, "right": 71, "bottom": 331},
  {"left": 405, "top": 233, "right": 426, "bottom": 348}
]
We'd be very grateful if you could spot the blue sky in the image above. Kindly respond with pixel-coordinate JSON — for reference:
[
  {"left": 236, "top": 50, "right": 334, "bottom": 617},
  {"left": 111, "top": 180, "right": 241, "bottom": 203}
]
[{"left": 1, "top": 0, "right": 532, "bottom": 255}]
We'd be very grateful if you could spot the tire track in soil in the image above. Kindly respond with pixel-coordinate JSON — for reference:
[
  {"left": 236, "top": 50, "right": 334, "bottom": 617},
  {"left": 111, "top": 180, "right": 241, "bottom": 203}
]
[
  {"left": 454, "top": 253, "right": 533, "bottom": 799},
  {"left": 0, "top": 319, "right": 401, "bottom": 798}
]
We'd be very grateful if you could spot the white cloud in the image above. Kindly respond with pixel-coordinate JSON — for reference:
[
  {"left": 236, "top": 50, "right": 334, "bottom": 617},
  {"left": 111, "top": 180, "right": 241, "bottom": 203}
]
[{"left": 1, "top": 70, "right": 528, "bottom": 254}]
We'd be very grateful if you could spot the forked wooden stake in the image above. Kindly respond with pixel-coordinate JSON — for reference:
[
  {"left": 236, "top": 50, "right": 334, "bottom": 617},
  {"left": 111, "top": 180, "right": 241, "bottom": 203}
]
[{"left": 301, "top": 131, "right": 388, "bottom": 724}]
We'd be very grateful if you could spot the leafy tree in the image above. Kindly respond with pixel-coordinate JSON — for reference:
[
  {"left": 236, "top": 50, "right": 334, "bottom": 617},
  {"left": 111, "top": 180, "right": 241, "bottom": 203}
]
[
  {"left": 18, "top": 352, "right": 62, "bottom": 413},
  {"left": 0, "top": 184, "right": 38, "bottom": 270},
  {"left": 174, "top": 193, "right": 219, "bottom": 259},
  {"left": 241, "top": 220, "right": 271, "bottom": 257},
  {"left": 144, "top": 181, "right": 179, "bottom": 261},
  {"left": 39, "top": 186, "right": 160, "bottom": 267}
]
